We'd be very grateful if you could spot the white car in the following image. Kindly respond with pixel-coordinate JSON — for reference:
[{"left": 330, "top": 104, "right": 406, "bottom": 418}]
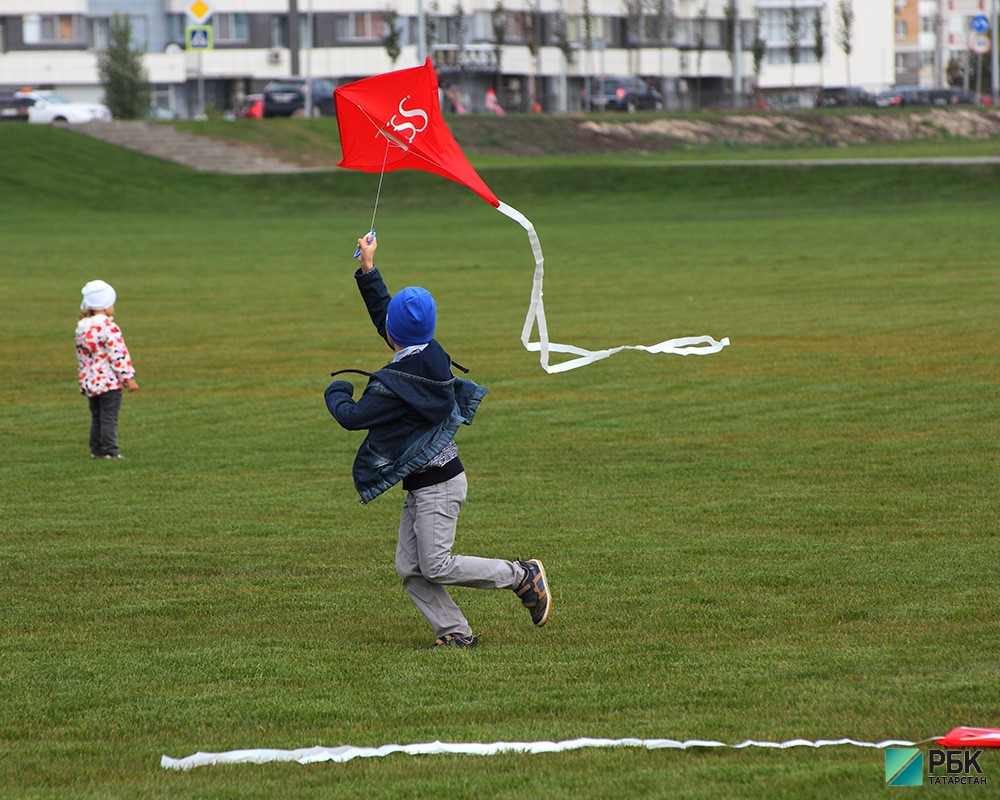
[{"left": 16, "top": 90, "right": 112, "bottom": 124}]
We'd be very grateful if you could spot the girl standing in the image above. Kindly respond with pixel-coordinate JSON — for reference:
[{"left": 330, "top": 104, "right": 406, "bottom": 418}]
[{"left": 75, "top": 280, "right": 138, "bottom": 458}]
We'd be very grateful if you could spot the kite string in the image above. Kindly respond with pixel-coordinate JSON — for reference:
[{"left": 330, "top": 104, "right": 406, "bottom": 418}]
[{"left": 369, "top": 140, "right": 390, "bottom": 233}]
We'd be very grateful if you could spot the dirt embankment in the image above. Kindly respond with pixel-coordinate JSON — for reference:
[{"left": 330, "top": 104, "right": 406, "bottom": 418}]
[{"left": 446, "top": 108, "right": 1000, "bottom": 156}]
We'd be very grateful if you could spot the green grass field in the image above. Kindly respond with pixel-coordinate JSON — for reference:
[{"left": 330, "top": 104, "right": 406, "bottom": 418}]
[{"left": 1, "top": 124, "right": 998, "bottom": 799}]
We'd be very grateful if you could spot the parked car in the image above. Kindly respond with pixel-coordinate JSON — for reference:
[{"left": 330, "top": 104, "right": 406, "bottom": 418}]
[
  {"left": 815, "top": 86, "right": 874, "bottom": 108},
  {"left": 15, "top": 89, "right": 112, "bottom": 124},
  {"left": 148, "top": 106, "right": 179, "bottom": 120},
  {"left": 874, "top": 90, "right": 904, "bottom": 108},
  {"left": 0, "top": 94, "right": 32, "bottom": 122},
  {"left": 889, "top": 85, "right": 931, "bottom": 106},
  {"left": 926, "top": 88, "right": 990, "bottom": 106},
  {"left": 233, "top": 94, "right": 263, "bottom": 119},
  {"left": 262, "top": 79, "right": 336, "bottom": 117},
  {"left": 585, "top": 77, "right": 663, "bottom": 112}
]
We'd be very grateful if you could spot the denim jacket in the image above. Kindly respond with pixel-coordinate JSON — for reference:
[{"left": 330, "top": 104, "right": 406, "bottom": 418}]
[{"left": 325, "top": 268, "right": 488, "bottom": 504}]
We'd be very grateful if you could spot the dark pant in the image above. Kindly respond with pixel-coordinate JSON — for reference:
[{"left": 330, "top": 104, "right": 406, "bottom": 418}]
[{"left": 88, "top": 390, "right": 122, "bottom": 457}]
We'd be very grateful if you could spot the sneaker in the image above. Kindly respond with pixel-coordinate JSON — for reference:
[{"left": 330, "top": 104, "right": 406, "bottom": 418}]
[
  {"left": 101, "top": 454, "right": 124, "bottom": 459},
  {"left": 514, "top": 559, "right": 551, "bottom": 627},
  {"left": 433, "top": 633, "right": 480, "bottom": 648}
]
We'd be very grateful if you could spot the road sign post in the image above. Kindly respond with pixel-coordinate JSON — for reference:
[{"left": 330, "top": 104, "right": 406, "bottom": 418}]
[
  {"left": 993, "top": 0, "right": 999, "bottom": 106},
  {"left": 185, "top": 1, "right": 214, "bottom": 119}
]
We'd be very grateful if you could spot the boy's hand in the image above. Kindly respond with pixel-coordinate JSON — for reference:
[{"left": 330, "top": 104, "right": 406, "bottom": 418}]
[
  {"left": 356, "top": 232, "right": 377, "bottom": 273},
  {"left": 325, "top": 380, "right": 355, "bottom": 398},
  {"left": 125, "top": 378, "right": 139, "bottom": 392}
]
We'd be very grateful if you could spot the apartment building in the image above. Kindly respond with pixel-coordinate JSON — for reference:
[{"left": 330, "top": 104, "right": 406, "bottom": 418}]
[
  {"left": 0, "top": 1, "right": 894, "bottom": 117},
  {"left": 893, "top": 0, "right": 995, "bottom": 89}
]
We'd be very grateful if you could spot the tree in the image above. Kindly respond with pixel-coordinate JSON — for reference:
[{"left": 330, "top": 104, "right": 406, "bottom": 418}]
[
  {"left": 948, "top": 52, "right": 993, "bottom": 96},
  {"left": 723, "top": 0, "right": 737, "bottom": 106},
  {"left": 553, "top": 2, "right": 574, "bottom": 67},
  {"left": 752, "top": 13, "right": 766, "bottom": 98},
  {"left": 491, "top": 1, "right": 506, "bottom": 94},
  {"left": 451, "top": 2, "right": 468, "bottom": 109},
  {"left": 695, "top": 4, "right": 708, "bottom": 109},
  {"left": 812, "top": 9, "right": 825, "bottom": 90},
  {"left": 582, "top": 0, "right": 594, "bottom": 53},
  {"left": 382, "top": 8, "right": 402, "bottom": 65},
  {"left": 836, "top": 0, "right": 854, "bottom": 89},
  {"left": 425, "top": 1, "right": 440, "bottom": 51},
  {"left": 582, "top": 0, "right": 595, "bottom": 107},
  {"left": 723, "top": 0, "right": 736, "bottom": 66},
  {"left": 525, "top": 0, "right": 542, "bottom": 112},
  {"left": 451, "top": 1, "right": 467, "bottom": 51},
  {"left": 786, "top": 3, "right": 801, "bottom": 88},
  {"left": 648, "top": 0, "right": 674, "bottom": 104},
  {"left": 97, "top": 13, "right": 150, "bottom": 119}
]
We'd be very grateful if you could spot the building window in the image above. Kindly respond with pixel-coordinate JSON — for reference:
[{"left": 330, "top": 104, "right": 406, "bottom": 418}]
[
  {"left": 470, "top": 11, "right": 491, "bottom": 41},
  {"left": 568, "top": 14, "right": 613, "bottom": 47},
  {"left": 921, "top": 16, "right": 936, "bottom": 33},
  {"left": 334, "top": 12, "right": 384, "bottom": 42},
  {"left": 214, "top": 13, "right": 248, "bottom": 44},
  {"left": 896, "top": 21, "right": 907, "bottom": 38},
  {"left": 88, "top": 17, "right": 110, "bottom": 50},
  {"left": 166, "top": 14, "right": 185, "bottom": 44},
  {"left": 759, "top": 9, "right": 787, "bottom": 44},
  {"left": 23, "top": 14, "right": 80, "bottom": 44},
  {"left": 270, "top": 15, "right": 288, "bottom": 48},
  {"left": 672, "top": 18, "right": 693, "bottom": 46}
]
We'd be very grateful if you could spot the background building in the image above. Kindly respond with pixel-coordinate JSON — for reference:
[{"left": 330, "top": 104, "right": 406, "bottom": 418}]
[
  {"left": 893, "top": 0, "right": 995, "bottom": 91},
  {"left": 0, "top": 1, "right": 961, "bottom": 117}
]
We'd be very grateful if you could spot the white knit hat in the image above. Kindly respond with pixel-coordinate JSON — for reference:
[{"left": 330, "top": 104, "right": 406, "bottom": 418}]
[{"left": 80, "top": 280, "right": 116, "bottom": 311}]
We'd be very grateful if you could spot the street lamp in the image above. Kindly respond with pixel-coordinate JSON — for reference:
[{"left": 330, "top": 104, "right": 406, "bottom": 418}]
[
  {"left": 733, "top": 0, "right": 742, "bottom": 108},
  {"left": 303, "top": 0, "right": 313, "bottom": 117},
  {"left": 417, "top": 0, "right": 427, "bottom": 63}
]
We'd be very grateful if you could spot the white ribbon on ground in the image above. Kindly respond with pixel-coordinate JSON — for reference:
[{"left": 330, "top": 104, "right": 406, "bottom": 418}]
[
  {"left": 495, "top": 202, "right": 730, "bottom": 374},
  {"left": 161, "top": 735, "right": 928, "bottom": 771}
]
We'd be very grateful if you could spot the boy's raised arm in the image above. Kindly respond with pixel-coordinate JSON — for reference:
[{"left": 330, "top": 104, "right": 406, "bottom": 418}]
[{"left": 351, "top": 232, "right": 392, "bottom": 346}]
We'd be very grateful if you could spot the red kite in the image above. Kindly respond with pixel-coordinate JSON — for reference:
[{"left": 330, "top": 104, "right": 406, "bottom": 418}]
[
  {"left": 334, "top": 59, "right": 729, "bottom": 373},
  {"left": 936, "top": 727, "right": 1000, "bottom": 748}
]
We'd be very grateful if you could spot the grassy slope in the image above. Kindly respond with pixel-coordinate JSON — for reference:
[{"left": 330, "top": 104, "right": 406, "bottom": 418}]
[
  {"left": 0, "top": 125, "right": 998, "bottom": 799},
  {"left": 173, "top": 111, "right": 1000, "bottom": 169}
]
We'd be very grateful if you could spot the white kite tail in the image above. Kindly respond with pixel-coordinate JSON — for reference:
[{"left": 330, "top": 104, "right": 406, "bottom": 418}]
[{"left": 495, "top": 202, "right": 730, "bottom": 374}]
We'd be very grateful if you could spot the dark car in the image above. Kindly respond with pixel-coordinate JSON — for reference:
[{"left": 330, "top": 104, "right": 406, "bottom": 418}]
[
  {"left": 262, "top": 79, "right": 336, "bottom": 117},
  {"left": 890, "top": 85, "right": 931, "bottom": 106},
  {"left": 815, "top": 86, "right": 873, "bottom": 108},
  {"left": 927, "top": 88, "right": 979, "bottom": 106},
  {"left": 586, "top": 77, "right": 663, "bottom": 112},
  {"left": 0, "top": 94, "right": 32, "bottom": 122}
]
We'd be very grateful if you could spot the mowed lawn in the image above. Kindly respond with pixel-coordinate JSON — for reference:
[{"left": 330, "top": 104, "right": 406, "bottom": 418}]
[{"left": 1, "top": 125, "right": 998, "bottom": 799}]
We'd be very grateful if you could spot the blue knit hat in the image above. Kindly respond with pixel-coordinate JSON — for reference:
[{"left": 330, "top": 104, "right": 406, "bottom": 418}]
[{"left": 386, "top": 286, "right": 436, "bottom": 347}]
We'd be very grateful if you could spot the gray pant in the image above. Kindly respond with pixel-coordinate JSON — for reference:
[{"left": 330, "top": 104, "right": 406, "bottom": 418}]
[
  {"left": 88, "top": 389, "right": 122, "bottom": 457},
  {"left": 395, "top": 472, "right": 521, "bottom": 638}
]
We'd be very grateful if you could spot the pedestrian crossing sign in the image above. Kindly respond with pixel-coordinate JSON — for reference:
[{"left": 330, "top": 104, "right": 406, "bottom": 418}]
[{"left": 186, "top": 25, "right": 213, "bottom": 51}]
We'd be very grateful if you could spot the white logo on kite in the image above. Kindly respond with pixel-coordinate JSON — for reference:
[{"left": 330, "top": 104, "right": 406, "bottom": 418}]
[{"left": 388, "top": 95, "right": 428, "bottom": 144}]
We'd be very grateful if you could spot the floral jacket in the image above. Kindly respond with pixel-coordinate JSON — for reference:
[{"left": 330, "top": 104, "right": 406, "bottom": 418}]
[{"left": 75, "top": 313, "right": 135, "bottom": 397}]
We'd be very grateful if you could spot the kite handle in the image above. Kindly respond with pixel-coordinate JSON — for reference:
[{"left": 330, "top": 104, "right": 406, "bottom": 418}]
[{"left": 353, "top": 230, "right": 376, "bottom": 259}]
